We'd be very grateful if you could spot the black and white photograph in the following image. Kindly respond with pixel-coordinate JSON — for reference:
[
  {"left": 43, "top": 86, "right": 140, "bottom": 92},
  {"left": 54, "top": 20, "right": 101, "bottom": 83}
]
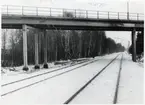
[{"left": 1, "top": 0, "right": 144, "bottom": 104}]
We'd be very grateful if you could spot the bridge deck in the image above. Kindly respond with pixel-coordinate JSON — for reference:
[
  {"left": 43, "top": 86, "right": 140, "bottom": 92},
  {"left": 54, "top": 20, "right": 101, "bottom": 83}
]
[{"left": 2, "top": 5, "right": 144, "bottom": 31}]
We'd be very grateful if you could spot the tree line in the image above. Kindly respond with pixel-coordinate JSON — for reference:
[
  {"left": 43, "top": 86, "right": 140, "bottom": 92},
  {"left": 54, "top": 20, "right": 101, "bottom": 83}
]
[{"left": 1, "top": 29, "right": 125, "bottom": 67}]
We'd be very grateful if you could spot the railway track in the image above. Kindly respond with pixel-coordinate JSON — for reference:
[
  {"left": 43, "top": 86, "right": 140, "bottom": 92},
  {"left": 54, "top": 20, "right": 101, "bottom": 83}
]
[
  {"left": 113, "top": 54, "right": 123, "bottom": 104},
  {"left": 2, "top": 58, "right": 91, "bottom": 87},
  {"left": 1, "top": 57, "right": 102, "bottom": 96},
  {"left": 64, "top": 54, "right": 123, "bottom": 104}
]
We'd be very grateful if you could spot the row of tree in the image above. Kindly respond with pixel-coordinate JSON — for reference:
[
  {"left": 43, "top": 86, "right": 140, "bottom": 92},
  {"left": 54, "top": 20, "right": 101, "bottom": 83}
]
[{"left": 1, "top": 28, "right": 125, "bottom": 67}]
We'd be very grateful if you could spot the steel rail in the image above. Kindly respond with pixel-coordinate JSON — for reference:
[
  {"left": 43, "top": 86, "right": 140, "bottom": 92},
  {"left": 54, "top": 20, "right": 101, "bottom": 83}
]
[
  {"left": 64, "top": 54, "right": 120, "bottom": 104},
  {"left": 113, "top": 54, "right": 123, "bottom": 104},
  {"left": 2, "top": 59, "right": 90, "bottom": 87},
  {"left": 1, "top": 58, "right": 101, "bottom": 96}
]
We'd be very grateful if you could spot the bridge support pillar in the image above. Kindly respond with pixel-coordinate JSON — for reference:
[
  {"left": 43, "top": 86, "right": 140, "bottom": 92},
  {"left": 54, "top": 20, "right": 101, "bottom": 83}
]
[
  {"left": 141, "top": 29, "right": 144, "bottom": 36},
  {"left": 34, "top": 31, "right": 40, "bottom": 69},
  {"left": 132, "top": 28, "right": 136, "bottom": 62},
  {"left": 43, "top": 30, "right": 48, "bottom": 68},
  {"left": 22, "top": 25, "right": 29, "bottom": 71}
]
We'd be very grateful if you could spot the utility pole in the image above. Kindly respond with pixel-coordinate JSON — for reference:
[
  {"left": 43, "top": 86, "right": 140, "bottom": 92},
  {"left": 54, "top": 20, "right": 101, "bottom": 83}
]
[{"left": 127, "top": 1, "right": 129, "bottom": 20}]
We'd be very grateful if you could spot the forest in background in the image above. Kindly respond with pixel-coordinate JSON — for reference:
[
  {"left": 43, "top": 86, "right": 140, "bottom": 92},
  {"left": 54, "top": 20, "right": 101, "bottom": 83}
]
[{"left": 1, "top": 28, "right": 125, "bottom": 67}]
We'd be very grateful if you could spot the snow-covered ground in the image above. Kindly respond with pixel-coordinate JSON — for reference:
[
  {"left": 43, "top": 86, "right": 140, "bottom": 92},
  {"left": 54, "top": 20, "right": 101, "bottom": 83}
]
[
  {"left": 117, "top": 53, "right": 144, "bottom": 104},
  {"left": 1, "top": 58, "right": 92, "bottom": 85},
  {"left": 1, "top": 58, "right": 97, "bottom": 96},
  {"left": 1, "top": 58, "right": 92, "bottom": 75},
  {"left": 1, "top": 62, "right": 59, "bottom": 74},
  {"left": 1, "top": 52, "right": 144, "bottom": 104},
  {"left": 70, "top": 55, "right": 122, "bottom": 104}
]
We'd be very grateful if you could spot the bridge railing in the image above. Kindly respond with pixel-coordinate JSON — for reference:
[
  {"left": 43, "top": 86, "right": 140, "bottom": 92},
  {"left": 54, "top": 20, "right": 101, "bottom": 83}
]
[{"left": 1, "top": 5, "right": 144, "bottom": 20}]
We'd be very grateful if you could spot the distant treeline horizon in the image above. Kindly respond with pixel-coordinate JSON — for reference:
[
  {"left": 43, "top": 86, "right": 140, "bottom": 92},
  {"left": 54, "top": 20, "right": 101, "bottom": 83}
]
[{"left": 1, "top": 29, "right": 125, "bottom": 67}]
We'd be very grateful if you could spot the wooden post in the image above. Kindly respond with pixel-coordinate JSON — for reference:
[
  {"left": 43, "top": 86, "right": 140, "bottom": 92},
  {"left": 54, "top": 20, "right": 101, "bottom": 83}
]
[
  {"left": 43, "top": 29, "right": 48, "bottom": 68},
  {"left": 22, "top": 25, "right": 29, "bottom": 71},
  {"left": 34, "top": 31, "right": 40, "bottom": 69},
  {"left": 132, "top": 28, "right": 136, "bottom": 62}
]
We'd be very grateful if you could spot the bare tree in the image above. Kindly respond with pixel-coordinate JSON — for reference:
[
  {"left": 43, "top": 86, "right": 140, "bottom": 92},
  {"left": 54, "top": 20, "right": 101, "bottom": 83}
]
[{"left": 1, "top": 29, "right": 7, "bottom": 66}]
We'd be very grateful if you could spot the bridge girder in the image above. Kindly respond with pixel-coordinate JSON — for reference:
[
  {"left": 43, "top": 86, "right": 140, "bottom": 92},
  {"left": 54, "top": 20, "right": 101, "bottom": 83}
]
[{"left": 2, "top": 15, "right": 144, "bottom": 31}]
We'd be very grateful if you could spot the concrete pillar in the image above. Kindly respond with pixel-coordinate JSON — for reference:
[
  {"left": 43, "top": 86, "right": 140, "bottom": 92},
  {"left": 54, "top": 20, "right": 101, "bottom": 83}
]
[
  {"left": 34, "top": 31, "right": 40, "bottom": 69},
  {"left": 142, "top": 29, "right": 144, "bottom": 36},
  {"left": 43, "top": 30, "right": 48, "bottom": 68},
  {"left": 132, "top": 28, "right": 136, "bottom": 62},
  {"left": 22, "top": 25, "right": 29, "bottom": 70}
]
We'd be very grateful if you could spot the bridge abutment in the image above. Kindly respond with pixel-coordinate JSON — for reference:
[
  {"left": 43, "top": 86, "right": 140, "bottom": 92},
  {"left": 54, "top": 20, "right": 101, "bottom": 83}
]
[
  {"left": 43, "top": 29, "right": 48, "bottom": 68},
  {"left": 22, "top": 25, "right": 29, "bottom": 71},
  {"left": 132, "top": 28, "right": 136, "bottom": 62},
  {"left": 141, "top": 29, "right": 144, "bottom": 37}
]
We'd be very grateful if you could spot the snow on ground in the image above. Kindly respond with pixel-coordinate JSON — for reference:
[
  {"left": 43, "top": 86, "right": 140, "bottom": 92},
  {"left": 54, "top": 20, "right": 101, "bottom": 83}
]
[
  {"left": 1, "top": 62, "right": 61, "bottom": 75},
  {"left": 1, "top": 58, "right": 92, "bottom": 85},
  {"left": 1, "top": 59, "right": 81, "bottom": 75},
  {"left": 117, "top": 53, "right": 144, "bottom": 104},
  {"left": 1, "top": 52, "right": 143, "bottom": 104},
  {"left": 1, "top": 63, "right": 63, "bottom": 85},
  {"left": 1, "top": 58, "right": 97, "bottom": 95},
  {"left": 70, "top": 55, "right": 122, "bottom": 104},
  {"left": 1, "top": 53, "right": 119, "bottom": 104},
  {"left": 1, "top": 58, "right": 93, "bottom": 75}
]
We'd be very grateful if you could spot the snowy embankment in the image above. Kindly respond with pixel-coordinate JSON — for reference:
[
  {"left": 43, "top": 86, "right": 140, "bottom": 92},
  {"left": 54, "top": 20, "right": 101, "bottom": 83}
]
[
  {"left": 117, "top": 53, "right": 144, "bottom": 104},
  {"left": 70, "top": 55, "right": 122, "bottom": 104},
  {"left": 1, "top": 58, "right": 92, "bottom": 84},
  {"left": 1, "top": 53, "right": 119, "bottom": 104},
  {"left": 1, "top": 62, "right": 61, "bottom": 75},
  {"left": 1, "top": 52, "right": 143, "bottom": 104},
  {"left": 1, "top": 58, "right": 91, "bottom": 75},
  {"left": 1, "top": 58, "right": 96, "bottom": 96}
]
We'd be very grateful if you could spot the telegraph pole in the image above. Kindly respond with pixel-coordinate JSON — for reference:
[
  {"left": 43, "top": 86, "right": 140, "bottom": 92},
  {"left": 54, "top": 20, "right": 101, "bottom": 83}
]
[{"left": 127, "top": 1, "right": 129, "bottom": 20}]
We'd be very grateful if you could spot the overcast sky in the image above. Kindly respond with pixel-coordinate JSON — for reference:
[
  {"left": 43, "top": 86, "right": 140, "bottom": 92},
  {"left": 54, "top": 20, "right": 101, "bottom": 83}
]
[
  {"left": 1, "top": 0, "right": 144, "bottom": 48},
  {"left": 2, "top": 0, "right": 144, "bottom": 13}
]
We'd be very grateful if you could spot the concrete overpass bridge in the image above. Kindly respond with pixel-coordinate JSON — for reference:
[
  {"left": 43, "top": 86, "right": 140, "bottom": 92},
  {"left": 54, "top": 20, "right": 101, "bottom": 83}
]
[{"left": 1, "top": 5, "right": 144, "bottom": 70}]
